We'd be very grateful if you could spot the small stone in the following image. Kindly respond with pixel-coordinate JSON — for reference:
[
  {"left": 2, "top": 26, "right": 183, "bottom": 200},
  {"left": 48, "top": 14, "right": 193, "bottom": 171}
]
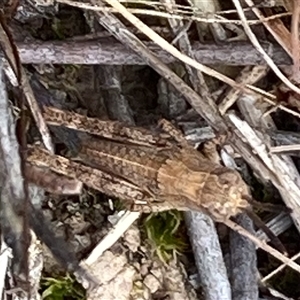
[
  {"left": 123, "top": 226, "right": 141, "bottom": 252},
  {"left": 143, "top": 274, "right": 160, "bottom": 294},
  {"left": 140, "top": 264, "right": 149, "bottom": 277}
]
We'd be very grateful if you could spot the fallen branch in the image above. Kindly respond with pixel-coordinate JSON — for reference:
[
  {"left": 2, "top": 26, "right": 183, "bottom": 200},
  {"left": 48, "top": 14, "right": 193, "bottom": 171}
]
[{"left": 11, "top": 39, "right": 291, "bottom": 66}]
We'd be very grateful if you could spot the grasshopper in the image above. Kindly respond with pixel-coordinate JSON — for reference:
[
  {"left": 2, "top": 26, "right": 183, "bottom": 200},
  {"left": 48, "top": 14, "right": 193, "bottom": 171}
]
[
  {"left": 24, "top": 106, "right": 295, "bottom": 276},
  {"left": 27, "top": 106, "right": 251, "bottom": 222}
]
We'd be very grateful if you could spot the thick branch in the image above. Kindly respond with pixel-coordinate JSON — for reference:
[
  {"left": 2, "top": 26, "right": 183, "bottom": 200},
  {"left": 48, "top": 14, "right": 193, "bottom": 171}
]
[{"left": 15, "top": 39, "right": 291, "bottom": 66}]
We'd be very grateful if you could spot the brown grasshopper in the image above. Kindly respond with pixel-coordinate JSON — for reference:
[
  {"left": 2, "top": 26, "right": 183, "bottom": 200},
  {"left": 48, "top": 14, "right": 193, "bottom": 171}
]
[
  {"left": 25, "top": 106, "right": 293, "bottom": 268},
  {"left": 27, "top": 106, "right": 251, "bottom": 223}
]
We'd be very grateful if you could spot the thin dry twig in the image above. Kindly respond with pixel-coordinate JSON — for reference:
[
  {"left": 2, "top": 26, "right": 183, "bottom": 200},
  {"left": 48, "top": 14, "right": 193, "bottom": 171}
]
[
  {"left": 270, "top": 144, "right": 300, "bottom": 153},
  {"left": 256, "top": 212, "right": 293, "bottom": 243},
  {"left": 224, "top": 218, "right": 300, "bottom": 274},
  {"left": 228, "top": 111, "right": 300, "bottom": 233},
  {"left": 229, "top": 214, "right": 258, "bottom": 300},
  {"left": 218, "top": 66, "right": 269, "bottom": 115},
  {"left": 56, "top": 0, "right": 289, "bottom": 25},
  {"left": 262, "top": 252, "right": 300, "bottom": 283},
  {"left": 0, "top": 59, "right": 44, "bottom": 297},
  {"left": 0, "top": 57, "right": 29, "bottom": 287}
]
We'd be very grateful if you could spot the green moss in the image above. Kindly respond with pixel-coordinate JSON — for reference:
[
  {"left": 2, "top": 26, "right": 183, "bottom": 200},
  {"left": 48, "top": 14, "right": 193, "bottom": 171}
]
[
  {"left": 41, "top": 273, "right": 86, "bottom": 300},
  {"left": 143, "top": 210, "right": 188, "bottom": 263}
]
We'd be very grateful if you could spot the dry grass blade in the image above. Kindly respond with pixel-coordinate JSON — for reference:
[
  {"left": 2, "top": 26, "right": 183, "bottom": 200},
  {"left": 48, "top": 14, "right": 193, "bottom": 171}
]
[
  {"left": 243, "top": 0, "right": 293, "bottom": 57},
  {"left": 262, "top": 252, "right": 300, "bottom": 282},
  {"left": 232, "top": 0, "right": 300, "bottom": 94},
  {"left": 56, "top": 0, "right": 289, "bottom": 24},
  {"left": 270, "top": 144, "right": 300, "bottom": 153}
]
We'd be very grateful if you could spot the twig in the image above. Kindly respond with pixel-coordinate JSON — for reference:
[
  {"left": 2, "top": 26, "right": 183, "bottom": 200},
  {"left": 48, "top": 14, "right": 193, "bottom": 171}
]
[
  {"left": 256, "top": 212, "right": 293, "bottom": 243},
  {"left": 270, "top": 144, "right": 300, "bottom": 153},
  {"left": 266, "top": 288, "right": 294, "bottom": 300},
  {"left": 13, "top": 39, "right": 292, "bottom": 66},
  {"left": 262, "top": 251, "right": 300, "bottom": 283},
  {"left": 0, "top": 57, "right": 30, "bottom": 289},
  {"left": 243, "top": 0, "right": 293, "bottom": 57},
  {"left": 229, "top": 213, "right": 258, "bottom": 300},
  {"left": 98, "top": 65, "right": 135, "bottom": 124},
  {"left": 221, "top": 146, "right": 259, "bottom": 300},
  {"left": 185, "top": 212, "right": 231, "bottom": 300},
  {"left": 218, "top": 66, "right": 268, "bottom": 115},
  {"left": 56, "top": 0, "right": 290, "bottom": 25},
  {"left": 224, "top": 218, "right": 300, "bottom": 274}
]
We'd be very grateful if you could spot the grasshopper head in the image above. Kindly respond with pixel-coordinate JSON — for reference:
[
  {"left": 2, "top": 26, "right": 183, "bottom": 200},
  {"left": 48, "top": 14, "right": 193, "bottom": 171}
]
[{"left": 200, "top": 167, "right": 251, "bottom": 221}]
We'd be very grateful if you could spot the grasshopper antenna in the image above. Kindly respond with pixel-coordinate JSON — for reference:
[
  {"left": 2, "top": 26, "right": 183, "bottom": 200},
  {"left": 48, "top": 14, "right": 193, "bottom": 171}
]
[{"left": 246, "top": 197, "right": 292, "bottom": 214}]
